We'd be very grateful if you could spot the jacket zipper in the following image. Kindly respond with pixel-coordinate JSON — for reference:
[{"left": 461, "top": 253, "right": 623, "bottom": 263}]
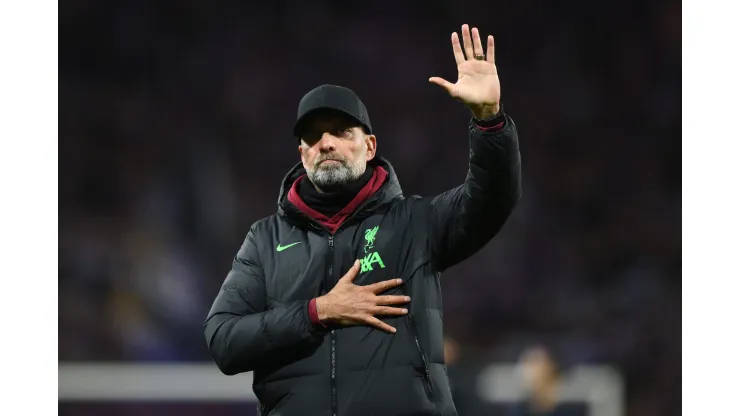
[
  {"left": 328, "top": 205, "right": 370, "bottom": 416},
  {"left": 327, "top": 235, "right": 338, "bottom": 416},
  {"left": 407, "top": 312, "right": 435, "bottom": 399},
  {"left": 319, "top": 197, "right": 385, "bottom": 416}
]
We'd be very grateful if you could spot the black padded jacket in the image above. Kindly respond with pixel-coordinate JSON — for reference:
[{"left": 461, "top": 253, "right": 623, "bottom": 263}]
[{"left": 204, "top": 114, "right": 522, "bottom": 416}]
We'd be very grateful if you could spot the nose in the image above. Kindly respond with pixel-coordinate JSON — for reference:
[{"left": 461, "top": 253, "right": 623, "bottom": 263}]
[{"left": 318, "top": 132, "right": 338, "bottom": 151}]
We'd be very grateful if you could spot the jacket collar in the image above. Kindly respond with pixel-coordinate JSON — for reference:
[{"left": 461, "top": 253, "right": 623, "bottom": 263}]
[{"left": 276, "top": 156, "right": 403, "bottom": 227}]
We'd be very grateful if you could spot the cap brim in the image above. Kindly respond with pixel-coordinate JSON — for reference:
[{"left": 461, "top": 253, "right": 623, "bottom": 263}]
[{"left": 293, "top": 107, "right": 368, "bottom": 137}]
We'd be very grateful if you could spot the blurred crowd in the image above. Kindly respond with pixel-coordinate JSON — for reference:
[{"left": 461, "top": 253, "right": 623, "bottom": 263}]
[{"left": 59, "top": 1, "right": 680, "bottom": 415}]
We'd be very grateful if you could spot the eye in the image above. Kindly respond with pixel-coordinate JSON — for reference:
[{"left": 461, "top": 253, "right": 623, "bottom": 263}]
[
  {"left": 302, "top": 132, "right": 321, "bottom": 143},
  {"left": 330, "top": 128, "right": 353, "bottom": 137}
]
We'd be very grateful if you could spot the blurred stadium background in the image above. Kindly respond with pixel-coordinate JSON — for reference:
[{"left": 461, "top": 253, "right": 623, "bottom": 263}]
[{"left": 58, "top": 1, "right": 680, "bottom": 415}]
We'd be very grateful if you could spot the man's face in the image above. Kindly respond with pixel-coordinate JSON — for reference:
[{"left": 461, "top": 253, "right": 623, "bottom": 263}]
[
  {"left": 298, "top": 112, "right": 376, "bottom": 191},
  {"left": 518, "top": 347, "right": 557, "bottom": 392}
]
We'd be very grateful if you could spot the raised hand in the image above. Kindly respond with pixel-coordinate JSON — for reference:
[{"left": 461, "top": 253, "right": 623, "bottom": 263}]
[
  {"left": 315, "top": 260, "right": 410, "bottom": 333},
  {"left": 429, "top": 24, "right": 501, "bottom": 119}
]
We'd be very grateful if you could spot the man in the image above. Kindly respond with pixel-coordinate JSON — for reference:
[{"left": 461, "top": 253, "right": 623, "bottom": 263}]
[
  {"left": 204, "top": 24, "right": 521, "bottom": 416},
  {"left": 508, "top": 345, "right": 586, "bottom": 416}
]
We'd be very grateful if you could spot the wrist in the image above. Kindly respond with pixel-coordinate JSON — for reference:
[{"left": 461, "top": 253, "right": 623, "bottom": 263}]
[
  {"left": 470, "top": 103, "right": 500, "bottom": 120},
  {"left": 314, "top": 296, "right": 331, "bottom": 323},
  {"left": 472, "top": 103, "right": 506, "bottom": 131},
  {"left": 308, "top": 298, "right": 328, "bottom": 329}
]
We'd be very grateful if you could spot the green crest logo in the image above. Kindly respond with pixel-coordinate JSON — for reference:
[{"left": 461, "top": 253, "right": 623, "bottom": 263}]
[
  {"left": 360, "top": 226, "right": 385, "bottom": 273},
  {"left": 364, "top": 226, "right": 379, "bottom": 253}
]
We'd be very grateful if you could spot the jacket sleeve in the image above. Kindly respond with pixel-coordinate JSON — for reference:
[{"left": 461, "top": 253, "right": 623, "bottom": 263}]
[
  {"left": 203, "top": 227, "right": 320, "bottom": 375},
  {"left": 422, "top": 113, "right": 522, "bottom": 271}
]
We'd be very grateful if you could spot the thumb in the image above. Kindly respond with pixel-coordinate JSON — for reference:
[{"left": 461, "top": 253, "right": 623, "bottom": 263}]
[
  {"left": 340, "top": 260, "right": 361, "bottom": 283},
  {"left": 428, "top": 77, "right": 456, "bottom": 95}
]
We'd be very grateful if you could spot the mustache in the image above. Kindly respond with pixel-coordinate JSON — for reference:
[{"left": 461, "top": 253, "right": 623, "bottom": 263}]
[{"left": 315, "top": 155, "right": 347, "bottom": 167}]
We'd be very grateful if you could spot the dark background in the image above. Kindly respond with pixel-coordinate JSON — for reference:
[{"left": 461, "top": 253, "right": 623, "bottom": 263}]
[{"left": 59, "top": 0, "right": 681, "bottom": 415}]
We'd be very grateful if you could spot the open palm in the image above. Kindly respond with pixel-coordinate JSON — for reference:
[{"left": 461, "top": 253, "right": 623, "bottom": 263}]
[{"left": 429, "top": 24, "right": 501, "bottom": 118}]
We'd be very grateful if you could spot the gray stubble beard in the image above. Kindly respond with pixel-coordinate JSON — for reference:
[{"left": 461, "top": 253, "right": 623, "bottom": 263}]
[{"left": 306, "top": 156, "right": 367, "bottom": 190}]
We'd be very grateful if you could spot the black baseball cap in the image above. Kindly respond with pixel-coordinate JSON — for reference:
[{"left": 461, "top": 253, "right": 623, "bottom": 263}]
[{"left": 293, "top": 84, "right": 372, "bottom": 137}]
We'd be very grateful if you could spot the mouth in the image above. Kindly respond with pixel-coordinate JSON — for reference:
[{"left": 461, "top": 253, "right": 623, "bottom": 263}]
[{"left": 318, "top": 159, "right": 342, "bottom": 166}]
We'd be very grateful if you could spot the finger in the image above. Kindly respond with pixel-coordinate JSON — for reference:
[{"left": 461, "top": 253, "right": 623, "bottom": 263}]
[
  {"left": 367, "top": 278, "right": 403, "bottom": 294},
  {"left": 339, "top": 260, "right": 361, "bottom": 283},
  {"left": 451, "top": 32, "right": 465, "bottom": 66},
  {"left": 428, "top": 77, "right": 456, "bottom": 97},
  {"left": 471, "top": 27, "right": 484, "bottom": 58},
  {"left": 376, "top": 295, "right": 411, "bottom": 305},
  {"left": 372, "top": 306, "right": 409, "bottom": 316},
  {"left": 366, "top": 317, "right": 397, "bottom": 333},
  {"left": 487, "top": 35, "right": 495, "bottom": 64},
  {"left": 461, "top": 24, "right": 474, "bottom": 60}
]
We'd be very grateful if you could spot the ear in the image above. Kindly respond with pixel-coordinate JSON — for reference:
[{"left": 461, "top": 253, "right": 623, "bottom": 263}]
[
  {"left": 298, "top": 142, "right": 308, "bottom": 168},
  {"left": 364, "top": 134, "right": 377, "bottom": 161}
]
